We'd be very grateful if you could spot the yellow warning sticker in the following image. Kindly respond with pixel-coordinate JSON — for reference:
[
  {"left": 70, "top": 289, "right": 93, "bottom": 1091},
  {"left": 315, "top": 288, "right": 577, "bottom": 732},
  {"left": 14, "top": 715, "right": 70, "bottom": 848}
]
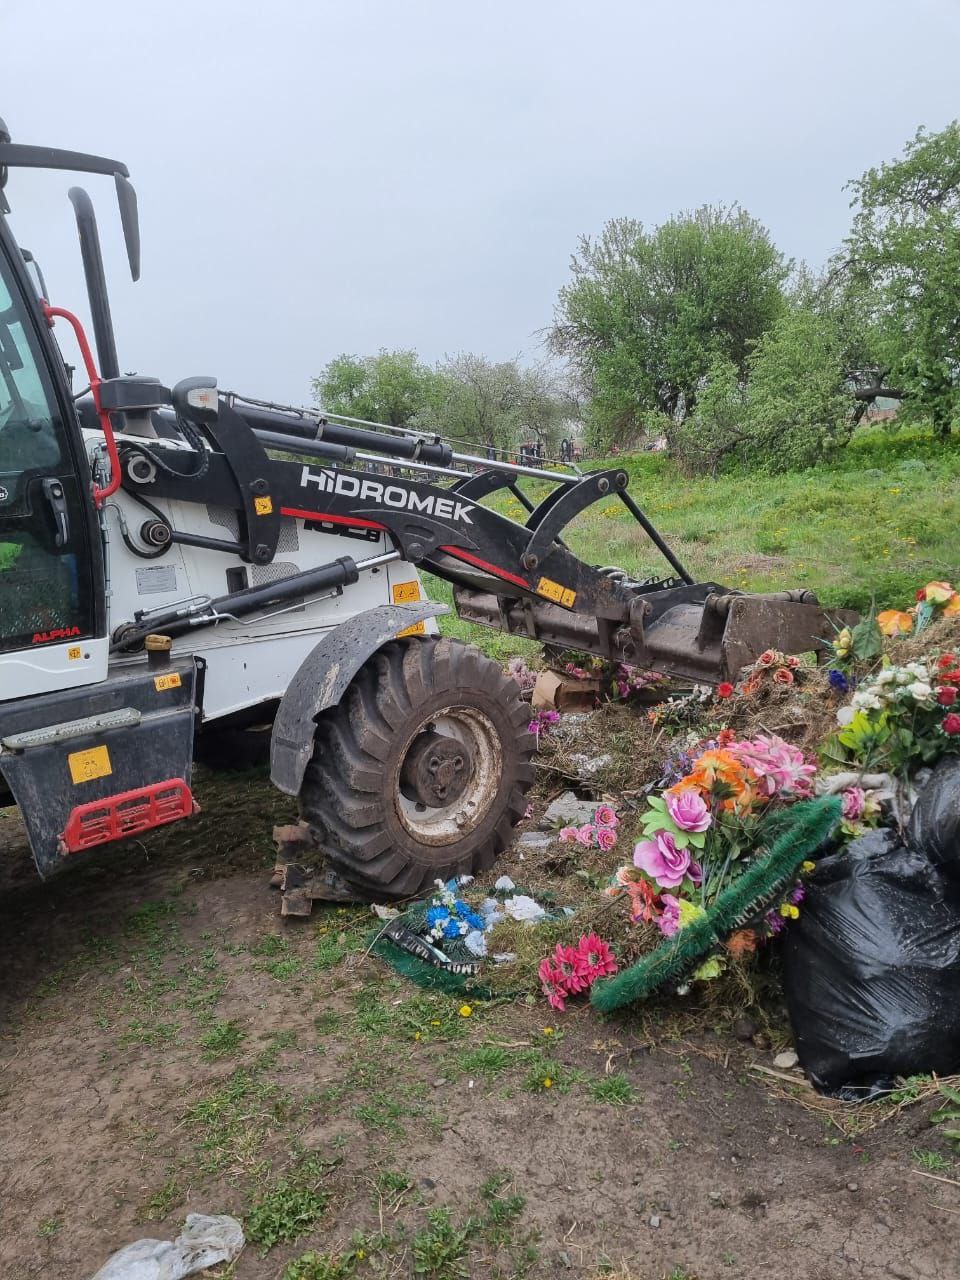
[
  {"left": 68, "top": 745, "right": 112, "bottom": 785},
  {"left": 392, "top": 580, "right": 421, "bottom": 604},
  {"left": 396, "top": 620, "right": 427, "bottom": 637},
  {"left": 154, "top": 672, "right": 183, "bottom": 692},
  {"left": 67, "top": 646, "right": 82, "bottom": 661},
  {"left": 536, "top": 576, "right": 577, "bottom": 608},
  {"left": 254, "top": 495, "right": 274, "bottom": 515}
]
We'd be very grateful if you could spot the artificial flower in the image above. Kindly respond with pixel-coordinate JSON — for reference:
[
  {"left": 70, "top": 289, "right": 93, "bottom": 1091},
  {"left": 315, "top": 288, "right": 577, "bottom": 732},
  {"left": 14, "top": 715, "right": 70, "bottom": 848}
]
[
  {"left": 943, "top": 713, "right": 960, "bottom": 736},
  {"left": 945, "top": 594, "right": 960, "bottom": 616},
  {"left": 828, "top": 668, "right": 850, "bottom": 694},
  {"left": 842, "top": 787, "right": 866, "bottom": 822},
  {"left": 786, "top": 654, "right": 802, "bottom": 669},
  {"left": 716, "top": 682, "right": 734, "bottom": 699},
  {"left": 877, "top": 609, "right": 914, "bottom": 637},
  {"left": 557, "top": 826, "right": 578, "bottom": 843},
  {"left": 657, "top": 894, "right": 681, "bottom": 937},
  {"left": 938, "top": 686, "right": 958, "bottom": 706},
  {"left": 665, "top": 788, "right": 712, "bottom": 833},
  {"left": 921, "top": 581, "right": 955, "bottom": 605},
  {"left": 575, "top": 933, "right": 618, "bottom": 981},
  {"left": 595, "top": 826, "right": 617, "bottom": 852},
  {"left": 576, "top": 823, "right": 596, "bottom": 847},
  {"left": 779, "top": 902, "right": 800, "bottom": 920},
  {"left": 938, "top": 653, "right": 957, "bottom": 670},
  {"left": 773, "top": 667, "right": 794, "bottom": 686},
  {"left": 726, "top": 928, "right": 758, "bottom": 958},
  {"left": 757, "top": 650, "right": 778, "bottom": 667},
  {"left": 633, "top": 831, "right": 691, "bottom": 888},
  {"left": 727, "top": 734, "right": 816, "bottom": 799},
  {"left": 594, "top": 804, "right": 619, "bottom": 828},
  {"left": 834, "top": 627, "right": 853, "bottom": 659}
]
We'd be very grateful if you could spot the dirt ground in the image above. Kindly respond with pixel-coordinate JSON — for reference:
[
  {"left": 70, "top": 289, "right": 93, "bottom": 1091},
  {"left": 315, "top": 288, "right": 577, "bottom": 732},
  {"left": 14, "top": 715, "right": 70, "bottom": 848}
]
[{"left": 1, "top": 764, "right": 958, "bottom": 1280}]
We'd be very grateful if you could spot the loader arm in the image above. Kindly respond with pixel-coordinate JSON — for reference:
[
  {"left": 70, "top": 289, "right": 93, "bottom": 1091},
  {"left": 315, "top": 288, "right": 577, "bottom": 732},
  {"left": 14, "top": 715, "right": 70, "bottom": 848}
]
[{"left": 102, "top": 390, "right": 854, "bottom": 684}]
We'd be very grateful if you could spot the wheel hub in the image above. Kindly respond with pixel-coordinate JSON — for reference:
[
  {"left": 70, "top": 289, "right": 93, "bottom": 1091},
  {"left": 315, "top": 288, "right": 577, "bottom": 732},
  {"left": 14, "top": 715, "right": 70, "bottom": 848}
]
[{"left": 400, "top": 729, "right": 475, "bottom": 808}]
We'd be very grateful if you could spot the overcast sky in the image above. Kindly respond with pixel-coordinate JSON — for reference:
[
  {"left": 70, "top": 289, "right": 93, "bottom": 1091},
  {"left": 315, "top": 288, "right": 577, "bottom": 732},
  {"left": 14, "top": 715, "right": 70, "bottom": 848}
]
[{"left": 4, "top": 0, "right": 959, "bottom": 406}]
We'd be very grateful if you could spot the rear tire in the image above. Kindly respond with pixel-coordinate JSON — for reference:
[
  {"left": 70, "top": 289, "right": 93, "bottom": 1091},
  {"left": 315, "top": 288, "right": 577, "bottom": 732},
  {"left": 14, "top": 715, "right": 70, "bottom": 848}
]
[{"left": 299, "top": 637, "right": 536, "bottom": 897}]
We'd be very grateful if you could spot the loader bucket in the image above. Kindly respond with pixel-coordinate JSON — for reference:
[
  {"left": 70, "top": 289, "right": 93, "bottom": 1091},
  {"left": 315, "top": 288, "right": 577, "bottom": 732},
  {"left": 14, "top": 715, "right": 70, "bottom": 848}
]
[
  {"left": 628, "top": 586, "right": 859, "bottom": 684},
  {"left": 455, "top": 579, "right": 857, "bottom": 685}
]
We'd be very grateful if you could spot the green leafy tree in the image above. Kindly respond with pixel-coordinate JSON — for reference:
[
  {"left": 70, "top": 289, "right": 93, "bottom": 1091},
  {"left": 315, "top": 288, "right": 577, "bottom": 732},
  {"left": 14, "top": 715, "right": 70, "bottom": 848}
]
[
  {"left": 550, "top": 205, "right": 788, "bottom": 446},
  {"left": 667, "top": 355, "right": 746, "bottom": 477},
  {"left": 430, "top": 353, "right": 571, "bottom": 456},
  {"left": 741, "top": 304, "right": 850, "bottom": 469},
  {"left": 845, "top": 121, "right": 960, "bottom": 436},
  {"left": 669, "top": 307, "right": 849, "bottom": 476},
  {"left": 313, "top": 349, "right": 442, "bottom": 427}
]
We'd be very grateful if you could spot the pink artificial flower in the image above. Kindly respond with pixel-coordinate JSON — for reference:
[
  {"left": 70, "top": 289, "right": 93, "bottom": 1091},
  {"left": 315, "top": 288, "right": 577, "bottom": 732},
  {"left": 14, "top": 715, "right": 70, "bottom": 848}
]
[
  {"left": 595, "top": 826, "right": 617, "bottom": 852},
  {"left": 841, "top": 787, "right": 866, "bottom": 822},
  {"left": 576, "top": 823, "right": 596, "bottom": 847},
  {"left": 665, "top": 788, "right": 712, "bottom": 833},
  {"left": 688, "top": 860, "right": 703, "bottom": 887},
  {"left": 558, "top": 826, "right": 578, "bottom": 843},
  {"left": 575, "top": 933, "right": 618, "bottom": 981},
  {"left": 617, "top": 680, "right": 630, "bottom": 698},
  {"left": 728, "top": 734, "right": 816, "bottom": 799},
  {"left": 594, "top": 804, "right": 619, "bottom": 829},
  {"left": 553, "top": 943, "right": 587, "bottom": 993},
  {"left": 786, "top": 654, "right": 801, "bottom": 669},
  {"left": 537, "top": 958, "right": 567, "bottom": 1011},
  {"left": 657, "top": 895, "right": 681, "bottom": 937},
  {"left": 633, "top": 831, "right": 691, "bottom": 888}
]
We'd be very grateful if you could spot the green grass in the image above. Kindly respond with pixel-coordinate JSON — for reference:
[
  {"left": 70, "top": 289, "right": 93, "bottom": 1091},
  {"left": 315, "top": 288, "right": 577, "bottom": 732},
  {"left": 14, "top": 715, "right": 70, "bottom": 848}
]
[
  {"left": 427, "top": 428, "right": 960, "bottom": 660},
  {"left": 199, "top": 1018, "right": 246, "bottom": 1061},
  {"left": 913, "top": 1148, "right": 951, "bottom": 1171},
  {"left": 246, "top": 1175, "right": 329, "bottom": 1253},
  {"left": 587, "top": 1072, "right": 640, "bottom": 1106}
]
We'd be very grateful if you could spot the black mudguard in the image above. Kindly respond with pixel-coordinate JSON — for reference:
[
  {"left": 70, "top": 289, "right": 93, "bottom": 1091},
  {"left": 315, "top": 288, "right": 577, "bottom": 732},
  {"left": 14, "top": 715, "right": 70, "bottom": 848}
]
[
  {"left": 0, "top": 660, "right": 199, "bottom": 877},
  {"left": 270, "top": 601, "right": 447, "bottom": 797}
]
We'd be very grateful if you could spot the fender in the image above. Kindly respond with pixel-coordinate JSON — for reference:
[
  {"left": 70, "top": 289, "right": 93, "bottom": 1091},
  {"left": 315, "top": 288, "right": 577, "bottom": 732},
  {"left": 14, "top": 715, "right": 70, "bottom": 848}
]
[{"left": 269, "top": 601, "right": 448, "bottom": 796}]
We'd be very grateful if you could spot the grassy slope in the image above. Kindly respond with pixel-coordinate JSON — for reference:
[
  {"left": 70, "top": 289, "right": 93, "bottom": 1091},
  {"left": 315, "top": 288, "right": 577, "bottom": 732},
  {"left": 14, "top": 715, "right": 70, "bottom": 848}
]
[{"left": 431, "top": 427, "right": 960, "bottom": 654}]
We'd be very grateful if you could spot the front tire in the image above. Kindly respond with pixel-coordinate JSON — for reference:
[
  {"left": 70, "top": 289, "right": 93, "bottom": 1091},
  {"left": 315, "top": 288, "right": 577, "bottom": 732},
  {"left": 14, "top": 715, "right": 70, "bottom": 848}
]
[{"left": 299, "top": 638, "right": 536, "bottom": 897}]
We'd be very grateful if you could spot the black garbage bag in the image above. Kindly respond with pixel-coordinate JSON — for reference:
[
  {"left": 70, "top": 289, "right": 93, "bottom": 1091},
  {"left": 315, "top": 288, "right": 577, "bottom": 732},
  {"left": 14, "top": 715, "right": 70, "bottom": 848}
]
[
  {"left": 908, "top": 756, "right": 960, "bottom": 876},
  {"left": 783, "top": 828, "right": 960, "bottom": 1098}
]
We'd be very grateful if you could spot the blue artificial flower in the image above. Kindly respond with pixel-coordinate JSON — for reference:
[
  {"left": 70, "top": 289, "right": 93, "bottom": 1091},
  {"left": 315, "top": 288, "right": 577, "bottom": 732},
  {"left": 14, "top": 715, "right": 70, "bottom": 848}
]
[
  {"left": 426, "top": 905, "right": 449, "bottom": 928},
  {"left": 443, "top": 917, "right": 462, "bottom": 940},
  {"left": 828, "top": 668, "right": 850, "bottom": 694},
  {"left": 461, "top": 908, "right": 486, "bottom": 932}
]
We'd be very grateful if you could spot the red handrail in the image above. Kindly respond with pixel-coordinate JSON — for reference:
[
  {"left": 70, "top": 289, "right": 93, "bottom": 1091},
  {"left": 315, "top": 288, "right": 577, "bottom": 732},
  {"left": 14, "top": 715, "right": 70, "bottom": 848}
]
[{"left": 41, "top": 301, "right": 121, "bottom": 504}]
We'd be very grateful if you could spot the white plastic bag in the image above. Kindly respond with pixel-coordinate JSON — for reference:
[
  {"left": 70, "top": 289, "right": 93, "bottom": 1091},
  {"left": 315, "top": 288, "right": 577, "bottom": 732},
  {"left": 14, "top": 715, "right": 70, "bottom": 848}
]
[{"left": 90, "top": 1214, "right": 244, "bottom": 1280}]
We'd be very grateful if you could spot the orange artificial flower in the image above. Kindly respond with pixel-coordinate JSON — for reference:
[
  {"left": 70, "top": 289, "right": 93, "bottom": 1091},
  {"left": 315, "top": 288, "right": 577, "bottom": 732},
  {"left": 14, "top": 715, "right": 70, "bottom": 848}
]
[
  {"left": 877, "top": 609, "right": 914, "bottom": 637},
  {"left": 726, "top": 928, "right": 758, "bottom": 959},
  {"left": 944, "top": 594, "right": 960, "bottom": 617},
  {"left": 669, "top": 749, "right": 759, "bottom": 815}
]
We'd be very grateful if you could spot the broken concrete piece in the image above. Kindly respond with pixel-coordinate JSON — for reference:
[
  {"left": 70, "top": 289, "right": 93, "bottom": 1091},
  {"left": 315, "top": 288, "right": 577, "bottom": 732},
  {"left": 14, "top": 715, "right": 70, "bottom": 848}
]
[
  {"left": 773, "top": 1050, "right": 799, "bottom": 1070},
  {"left": 516, "top": 831, "right": 553, "bottom": 851},
  {"left": 541, "top": 790, "right": 599, "bottom": 828}
]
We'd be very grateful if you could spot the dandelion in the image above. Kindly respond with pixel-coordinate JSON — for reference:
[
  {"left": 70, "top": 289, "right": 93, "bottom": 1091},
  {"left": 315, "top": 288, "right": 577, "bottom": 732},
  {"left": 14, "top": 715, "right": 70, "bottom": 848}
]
[{"left": 458, "top": 1005, "right": 472, "bottom": 1018}]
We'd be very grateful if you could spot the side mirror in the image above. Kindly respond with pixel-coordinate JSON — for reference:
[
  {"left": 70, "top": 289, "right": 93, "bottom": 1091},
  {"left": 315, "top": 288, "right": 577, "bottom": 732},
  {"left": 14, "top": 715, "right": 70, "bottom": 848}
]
[{"left": 172, "top": 376, "right": 219, "bottom": 424}]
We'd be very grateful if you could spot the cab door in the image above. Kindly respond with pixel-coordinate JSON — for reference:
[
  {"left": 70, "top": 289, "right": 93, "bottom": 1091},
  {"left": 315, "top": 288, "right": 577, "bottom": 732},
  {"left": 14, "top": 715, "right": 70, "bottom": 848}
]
[{"left": 0, "top": 233, "right": 106, "bottom": 698}]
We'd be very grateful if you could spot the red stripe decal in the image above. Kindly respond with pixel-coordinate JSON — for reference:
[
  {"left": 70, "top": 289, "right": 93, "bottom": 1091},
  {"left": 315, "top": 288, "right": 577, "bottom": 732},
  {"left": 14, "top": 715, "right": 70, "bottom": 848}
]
[
  {"left": 438, "top": 545, "right": 529, "bottom": 589},
  {"left": 281, "top": 506, "right": 387, "bottom": 531}
]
